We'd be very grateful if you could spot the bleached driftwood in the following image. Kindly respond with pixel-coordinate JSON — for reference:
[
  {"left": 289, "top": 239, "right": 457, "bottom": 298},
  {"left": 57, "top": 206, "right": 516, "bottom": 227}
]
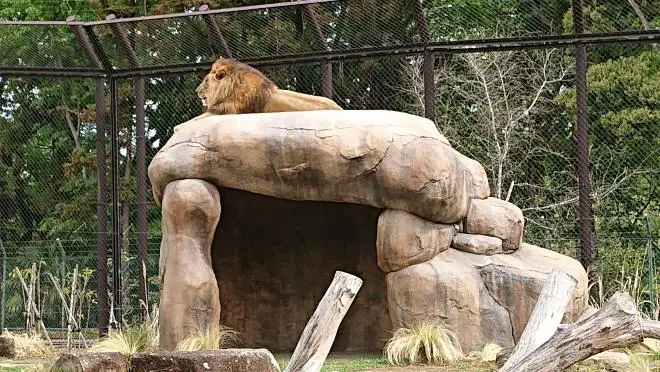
[
  {"left": 500, "top": 268, "right": 577, "bottom": 370},
  {"left": 284, "top": 271, "right": 363, "bottom": 372},
  {"left": 500, "top": 269, "right": 660, "bottom": 372}
]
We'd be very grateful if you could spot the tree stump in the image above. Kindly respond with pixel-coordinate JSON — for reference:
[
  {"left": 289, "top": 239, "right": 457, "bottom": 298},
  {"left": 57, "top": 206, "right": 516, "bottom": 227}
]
[{"left": 284, "top": 271, "right": 363, "bottom": 372}]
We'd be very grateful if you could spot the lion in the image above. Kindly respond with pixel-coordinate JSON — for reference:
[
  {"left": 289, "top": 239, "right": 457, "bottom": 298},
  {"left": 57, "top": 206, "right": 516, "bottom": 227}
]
[{"left": 174, "top": 58, "right": 342, "bottom": 132}]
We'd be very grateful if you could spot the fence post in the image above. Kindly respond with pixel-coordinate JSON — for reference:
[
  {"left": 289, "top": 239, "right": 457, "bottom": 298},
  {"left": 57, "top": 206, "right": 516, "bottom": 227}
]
[
  {"left": 571, "top": 0, "right": 595, "bottom": 272},
  {"left": 107, "top": 14, "right": 149, "bottom": 320},
  {"left": 95, "top": 78, "right": 109, "bottom": 336},
  {"left": 109, "top": 77, "right": 123, "bottom": 328},
  {"left": 423, "top": 51, "right": 436, "bottom": 122},
  {"left": 0, "top": 238, "right": 5, "bottom": 333},
  {"left": 67, "top": 15, "right": 111, "bottom": 336}
]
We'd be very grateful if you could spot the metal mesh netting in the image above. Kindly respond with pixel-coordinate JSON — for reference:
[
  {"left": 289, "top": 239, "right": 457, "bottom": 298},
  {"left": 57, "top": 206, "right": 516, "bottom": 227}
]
[
  {"left": 0, "top": 76, "right": 104, "bottom": 331},
  {"left": 0, "top": 0, "right": 658, "bottom": 334}
]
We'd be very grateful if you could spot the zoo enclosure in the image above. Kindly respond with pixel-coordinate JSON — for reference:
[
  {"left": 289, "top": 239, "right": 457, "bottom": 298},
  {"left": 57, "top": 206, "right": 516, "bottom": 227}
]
[{"left": 0, "top": 0, "right": 658, "bottom": 335}]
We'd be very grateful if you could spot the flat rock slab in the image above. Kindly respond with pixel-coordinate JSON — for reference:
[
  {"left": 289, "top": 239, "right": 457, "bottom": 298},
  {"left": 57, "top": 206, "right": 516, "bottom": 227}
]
[
  {"left": 451, "top": 233, "right": 503, "bottom": 255},
  {"left": 51, "top": 352, "right": 127, "bottom": 372},
  {"left": 148, "top": 110, "right": 489, "bottom": 224},
  {"left": 386, "top": 243, "right": 588, "bottom": 353},
  {"left": 131, "top": 349, "right": 281, "bottom": 372}
]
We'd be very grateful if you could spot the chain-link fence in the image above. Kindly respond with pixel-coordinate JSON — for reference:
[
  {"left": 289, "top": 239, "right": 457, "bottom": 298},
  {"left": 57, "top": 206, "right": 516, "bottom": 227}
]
[{"left": 0, "top": 0, "right": 658, "bottom": 338}]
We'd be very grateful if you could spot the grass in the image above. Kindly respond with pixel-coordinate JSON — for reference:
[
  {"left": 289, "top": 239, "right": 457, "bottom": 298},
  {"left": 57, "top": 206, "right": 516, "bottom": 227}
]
[
  {"left": 88, "top": 308, "right": 159, "bottom": 355},
  {"left": 174, "top": 325, "right": 241, "bottom": 351},
  {"left": 0, "top": 332, "right": 56, "bottom": 360},
  {"left": 383, "top": 320, "right": 464, "bottom": 366}
]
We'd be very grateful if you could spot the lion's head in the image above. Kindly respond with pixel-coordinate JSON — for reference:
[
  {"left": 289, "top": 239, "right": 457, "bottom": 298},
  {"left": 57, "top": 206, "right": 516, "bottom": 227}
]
[{"left": 196, "top": 58, "right": 276, "bottom": 114}]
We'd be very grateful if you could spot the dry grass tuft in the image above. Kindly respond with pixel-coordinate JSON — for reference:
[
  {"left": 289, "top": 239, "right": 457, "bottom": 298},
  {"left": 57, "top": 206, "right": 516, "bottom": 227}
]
[
  {"left": 469, "top": 342, "right": 503, "bottom": 362},
  {"left": 89, "top": 308, "right": 159, "bottom": 355},
  {"left": 175, "top": 325, "right": 241, "bottom": 352},
  {"left": 2, "top": 331, "right": 56, "bottom": 360},
  {"left": 384, "top": 320, "right": 464, "bottom": 366}
]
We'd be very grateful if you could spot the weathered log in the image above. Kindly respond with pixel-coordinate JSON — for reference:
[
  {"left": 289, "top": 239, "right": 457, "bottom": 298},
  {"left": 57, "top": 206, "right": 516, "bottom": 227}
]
[
  {"left": 500, "top": 268, "right": 577, "bottom": 370},
  {"left": 131, "top": 349, "right": 281, "bottom": 372},
  {"left": 283, "top": 271, "right": 363, "bottom": 372},
  {"left": 51, "top": 352, "right": 127, "bottom": 372},
  {"left": 501, "top": 291, "right": 660, "bottom": 372}
]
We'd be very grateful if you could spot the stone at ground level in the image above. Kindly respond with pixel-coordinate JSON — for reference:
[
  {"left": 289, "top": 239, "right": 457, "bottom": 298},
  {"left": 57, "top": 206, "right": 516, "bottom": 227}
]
[
  {"left": 0, "top": 336, "right": 16, "bottom": 358},
  {"left": 51, "top": 352, "right": 127, "bottom": 372},
  {"left": 451, "top": 233, "right": 503, "bottom": 255},
  {"left": 377, "top": 209, "right": 455, "bottom": 272},
  {"left": 385, "top": 243, "right": 588, "bottom": 353},
  {"left": 464, "top": 197, "right": 524, "bottom": 251},
  {"left": 131, "top": 349, "right": 281, "bottom": 372}
]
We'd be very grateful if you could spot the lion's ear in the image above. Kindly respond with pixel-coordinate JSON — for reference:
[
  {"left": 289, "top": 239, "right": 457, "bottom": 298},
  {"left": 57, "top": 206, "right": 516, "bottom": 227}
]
[{"left": 214, "top": 70, "right": 226, "bottom": 81}]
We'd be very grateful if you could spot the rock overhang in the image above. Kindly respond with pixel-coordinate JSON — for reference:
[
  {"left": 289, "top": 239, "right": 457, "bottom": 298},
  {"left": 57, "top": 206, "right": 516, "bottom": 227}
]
[{"left": 148, "top": 109, "right": 488, "bottom": 225}]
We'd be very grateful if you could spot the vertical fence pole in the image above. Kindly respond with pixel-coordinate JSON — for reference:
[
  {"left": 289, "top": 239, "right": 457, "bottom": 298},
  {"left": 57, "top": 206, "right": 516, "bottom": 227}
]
[
  {"left": 571, "top": 0, "right": 595, "bottom": 271},
  {"left": 423, "top": 50, "right": 436, "bottom": 122},
  {"left": 135, "top": 76, "right": 148, "bottom": 317},
  {"left": 0, "top": 238, "right": 5, "bottom": 333},
  {"left": 109, "top": 77, "right": 123, "bottom": 328},
  {"left": 108, "top": 14, "right": 149, "bottom": 320},
  {"left": 95, "top": 79, "right": 109, "bottom": 335}
]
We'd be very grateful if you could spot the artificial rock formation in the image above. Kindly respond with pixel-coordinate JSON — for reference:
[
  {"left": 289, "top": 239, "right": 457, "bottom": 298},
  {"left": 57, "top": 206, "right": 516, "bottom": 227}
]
[
  {"left": 148, "top": 109, "right": 589, "bottom": 353},
  {"left": 386, "top": 244, "right": 589, "bottom": 352}
]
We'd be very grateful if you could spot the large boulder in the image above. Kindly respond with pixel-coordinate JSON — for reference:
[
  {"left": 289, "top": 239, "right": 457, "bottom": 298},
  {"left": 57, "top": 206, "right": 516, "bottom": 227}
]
[
  {"left": 376, "top": 209, "right": 456, "bottom": 272},
  {"left": 464, "top": 197, "right": 524, "bottom": 251},
  {"left": 385, "top": 243, "right": 588, "bottom": 352},
  {"left": 148, "top": 110, "right": 488, "bottom": 224}
]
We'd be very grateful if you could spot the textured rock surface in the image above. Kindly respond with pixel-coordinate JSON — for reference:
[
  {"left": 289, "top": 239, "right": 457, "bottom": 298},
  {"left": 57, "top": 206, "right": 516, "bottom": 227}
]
[
  {"left": 377, "top": 209, "right": 455, "bottom": 272},
  {"left": 131, "top": 349, "right": 281, "bottom": 372},
  {"left": 51, "top": 352, "right": 127, "bottom": 372},
  {"left": 212, "top": 189, "right": 390, "bottom": 352},
  {"left": 456, "top": 152, "right": 490, "bottom": 199},
  {"left": 148, "top": 110, "right": 478, "bottom": 224},
  {"left": 464, "top": 197, "right": 524, "bottom": 250},
  {"left": 158, "top": 179, "right": 222, "bottom": 351},
  {"left": 451, "top": 233, "right": 503, "bottom": 255},
  {"left": 386, "top": 243, "right": 588, "bottom": 352}
]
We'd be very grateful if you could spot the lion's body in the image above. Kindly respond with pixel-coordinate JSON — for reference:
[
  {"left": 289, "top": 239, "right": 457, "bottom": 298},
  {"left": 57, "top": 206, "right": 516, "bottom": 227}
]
[{"left": 264, "top": 88, "right": 342, "bottom": 112}]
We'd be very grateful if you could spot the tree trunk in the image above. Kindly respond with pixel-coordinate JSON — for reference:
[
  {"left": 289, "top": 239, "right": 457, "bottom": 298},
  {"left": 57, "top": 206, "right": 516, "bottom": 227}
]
[{"left": 284, "top": 271, "right": 363, "bottom": 372}]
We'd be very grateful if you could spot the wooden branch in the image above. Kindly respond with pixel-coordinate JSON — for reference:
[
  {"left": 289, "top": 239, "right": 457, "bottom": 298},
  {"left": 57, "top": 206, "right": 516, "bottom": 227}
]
[
  {"left": 501, "top": 291, "right": 660, "bottom": 372},
  {"left": 284, "top": 271, "right": 363, "bottom": 372},
  {"left": 501, "top": 268, "right": 577, "bottom": 371}
]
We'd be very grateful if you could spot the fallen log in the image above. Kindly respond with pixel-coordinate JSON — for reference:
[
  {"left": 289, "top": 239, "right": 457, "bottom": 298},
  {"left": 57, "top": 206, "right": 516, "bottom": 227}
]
[
  {"left": 500, "top": 270, "right": 660, "bottom": 372},
  {"left": 500, "top": 268, "right": 577, "bottom": 370},
  {"left": 284, "top": 271, "right": 363, "bottom": 372}
]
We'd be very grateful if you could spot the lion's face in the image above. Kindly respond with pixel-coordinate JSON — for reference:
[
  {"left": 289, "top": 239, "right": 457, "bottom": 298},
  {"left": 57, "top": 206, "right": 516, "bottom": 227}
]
[{"left": 196, "top": 60, "right": 233, "bottom": 108}]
